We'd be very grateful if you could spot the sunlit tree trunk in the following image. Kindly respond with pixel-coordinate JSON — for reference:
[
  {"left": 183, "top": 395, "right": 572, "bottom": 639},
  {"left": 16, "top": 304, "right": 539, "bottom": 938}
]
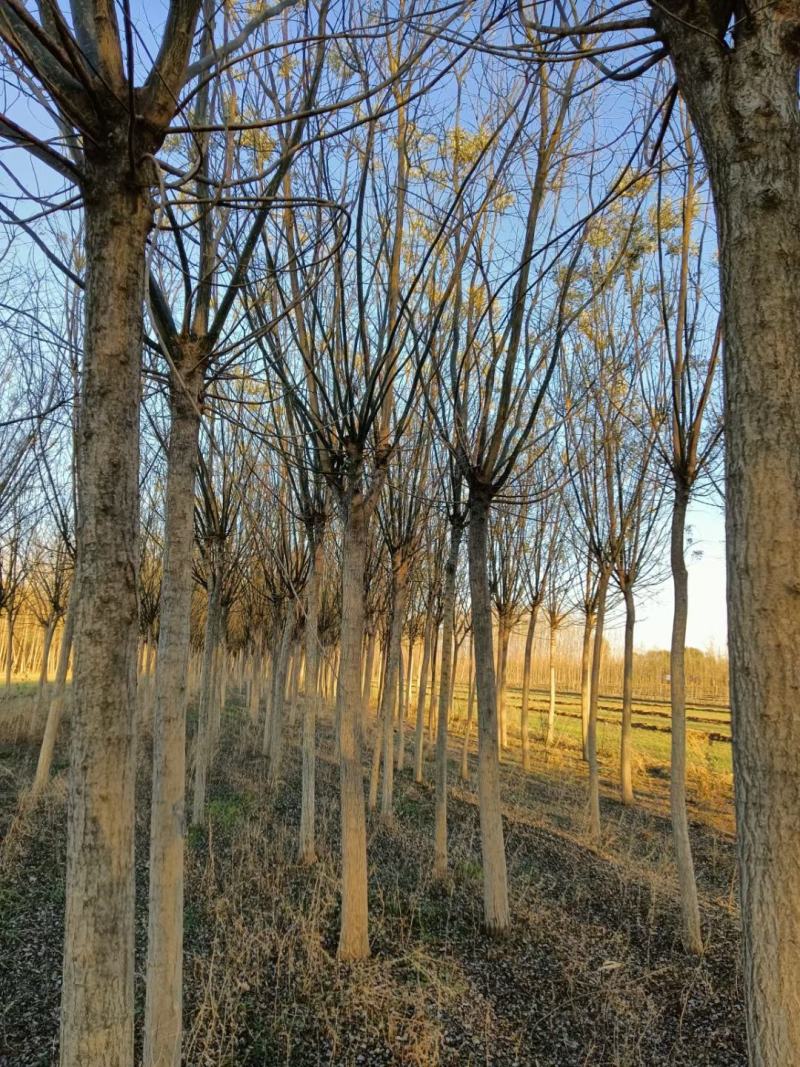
[
  {"left": 413, "top": 617, "right": 432, "bottom": 783},
  {"left": 426, "top": 625, "right": 439, "bottom": 741},
  {"left": 449, "top": 640, "right": 461, "bottom": 726},
  {"left": 362, "top": 624, "right": 376, "bottom": 719},
  {"left": 546, "top": 623, "right": 557, "bottom": 748},
  {"left": 467, "top": 493, "right": 509, "bottom": 933},
  {"left": 191, "top": 568, "right": 222, "bottom": 828},
  {"left": 248, "top": 644, "right": 262, "bottom": 724},
  {"left": 497, "top": 614, "right": 512, "bottom": 750},
  {"left": 669, "top": 486, "right": 702, "bottom": 953},
  {"left": 267, "top": 608, "right": 293, "bottom": 786},
  {"left": 380, "top": 557, "right": 408, "bottom": 823},
  {"left": 520, "top": 607, "right": 537, "bottom": 771},
  {"left": 336, "top": 492, "right": 370, "bottom": 959},
  {"left": 368, "top": 689, "right": 384, "bottom": 812},
  {"left": 299, "top": 536, "right": 323, "bottom": 864},
  {"left": 143, "top": 361, "right": 202, "bottom": 1067},
  {"left": 620, "top": 583, "right": 635, "bottom": 806},
  {"left": 579, "top": 611, "right": 594, "bottom": 761},
  {"left": 34, "top": 618, "right": 57, "bottom": 722},
  {"left": 61, "top": 180, "right": 150, "bottom": 1067},
  {"left": 33, "top": 583, "right": 77, "bottom": 795},
  {"left": 3, "top": 609, "right": 13, "bottom": 688},
  {"left": 587, "top": 568, "right": 610, "bottom": 842},
  {"left": 396, "top": 642, "right": 411, "bottom": 770},
  {"left": 434, "top": 523, "right": 462, "bottom": 879},
  {"left": 460, "top": 646, "right": 475, "bottom": 782},
  {"left": 650, "top": 12, "right": 800, "bottom": 1056}
]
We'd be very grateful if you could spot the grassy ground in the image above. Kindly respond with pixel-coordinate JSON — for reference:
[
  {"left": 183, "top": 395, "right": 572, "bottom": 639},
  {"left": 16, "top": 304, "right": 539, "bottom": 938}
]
[{"left": 0, "top": 687, "right": 743, "bottom": 1066}]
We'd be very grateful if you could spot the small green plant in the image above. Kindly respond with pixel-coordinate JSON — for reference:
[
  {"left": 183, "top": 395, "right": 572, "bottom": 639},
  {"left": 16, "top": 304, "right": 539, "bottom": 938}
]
[{"left": 207, "top": 792, "right": 249, "bottom": 832}]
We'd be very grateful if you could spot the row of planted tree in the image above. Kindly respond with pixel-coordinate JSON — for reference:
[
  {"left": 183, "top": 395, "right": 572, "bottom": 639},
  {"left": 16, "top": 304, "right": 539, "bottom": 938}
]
[{"left": 0, "top": 2, "right": 797, "bottom": 1066}]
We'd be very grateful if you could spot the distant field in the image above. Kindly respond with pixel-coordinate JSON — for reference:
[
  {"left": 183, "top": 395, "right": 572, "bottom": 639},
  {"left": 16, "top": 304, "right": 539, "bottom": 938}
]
[{"left": 445, "top": 680, "right": 733, "bottom": 777}]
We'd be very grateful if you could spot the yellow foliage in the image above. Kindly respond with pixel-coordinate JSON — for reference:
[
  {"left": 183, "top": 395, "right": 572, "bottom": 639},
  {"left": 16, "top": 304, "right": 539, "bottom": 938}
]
[
  {"left": 445, "top": 125, "right": 490, "bottom": 170},
  {"left": 278, "top": 55, "right": 298, "bottom": 79}
]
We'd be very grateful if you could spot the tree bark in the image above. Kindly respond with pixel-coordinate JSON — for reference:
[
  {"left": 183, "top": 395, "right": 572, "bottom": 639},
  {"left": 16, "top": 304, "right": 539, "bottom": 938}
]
[
  {"left": 35, "top": 618, "right": 56, "bottom": 723},
  {"left": 191, "top": 566, "right": 222, "bottom": 828},
  {"left": 669, "top": 486, "right": 702, "bottom": 954},
  {"left": 61, "top": 181, "right": 150, "bottom": 1067},
  {"left": 579, "top": 611, "right": 594, "bottom": 761},
  {"left": 368, "top": 688, "right": 383, "bottom": 812},
  {"left": 375, "top": 638, "right": 388, "bottom": 726},
  {"left": 380, "top": 556, "right": 408, "bottom": 823},
  {"left": 467, "top": 493, "right": 509, "bottom": 933},
  {"left": 434, "top": 522, "right": 462, "bottom": 879},
  {"left": 651, "top": 11, "right": 800, "bottom": 1057},
  {"left": 248, "top": 644, "right": 262, "bottom": 724},
  {"left": 335, "top": 492, "right": 370, "bottom": 959},
  {"left": 520, "top": 607, "right": 537, "bottom": 771},
  {"left": 3, "top": 608, "right": 13, "bottom": 688},
  {"left": 361, "top": 624, "right": 376, "bottom": 719},
  {"left": 546, "top": 623, "right": 556, "bottom": 748},
  {"left": 460, "top": 648, "right": 475, "bottom": 782},
  {"left": 426, "top": 625, "right": 439, "bottom": 742},
  {"left": 396, "top": 641, "right": 411, "bottom": 770},
  {"left": 299, "top": 536, "right": 323, "bottom": 864},
  {"left": 587, "top": 567, "right": 610, "bottom": 843},
  {"left": 496, "top": 614, "right": 510, "bottom": 750},
  {"left": 33, "top": 582, "right": 77, "bottom": 795},
  {"left": 143, "top": 359, "right": 202, "bottom": 1067},
  {"left": 413, "top": 616, "right": 432, "bottom": 783},
  {"left": 620, "top": 583, "right": 635, "bottom": 807},
  {"left": 267, "top": 607, "right": 294, "bottom": 786}
]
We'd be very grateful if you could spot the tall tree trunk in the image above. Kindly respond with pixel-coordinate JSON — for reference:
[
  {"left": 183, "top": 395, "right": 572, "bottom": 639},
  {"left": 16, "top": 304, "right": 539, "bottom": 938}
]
[
  {"left": 413, "top": 616, "right": 432, "bottom": 783},
  {"left": 434, "top": 522, "right": 461, "bottom": 879},
  {"left": 426, "top": 625, "right": 439, "bottom": 742},
  {"left": 143, "top": 637, "right": 157, "bottom": 725},
  {"left": 289, "top": 643, "right": 302, "bottom": 718},
  {"left": 497, "top": 615, "right": 510, "bottom": 750},
  {"left": 380, "top": 557, "right": 408, "bottom": 823},
  {"left": 248, "top": 644, "right": 262, "bottom": 724},
  {"left": 299, "top": 536, "right": 323, "bottom": 865},
  {"left": 460, "top": 644, "right": 475, "bottom": 781},
  {"left": 217, "top": 644, "right": 228, "bottom": 732},
  {"left": 587, "top": 567, "right": 610, "bottom": 843},
  {"left": 395, "top": 642, "right": 410, "bottom": 770},
  {"left": 546, "top": 623, "right": 556, "bottom": 748},
  {"left": 33, "top": 582, "right": 77, "bottom": 794},
  {"left": 368, "top": 691, "right": 384, "bottom": 812},
  {"left": 579, "top": 611, "right": 594, "bottom": 761},
  {"left": 718, "top": 172, "right": 800, "bottom": 1064},
  {"left": 3, "top": 609, "right": 13, "bottom": 688},
  {"left": 143, "top": 361, "right": 202, "bottom": 1067},
  {"left": 449, "top": 640, "right": 460, "bottom": 728},
  {"left": 335, "top": 493, "right": 370, "bottom": 959},
  {"left": 669, "top": 487, "right": 702, "bottom": 953},
  {"left": 262, "top": 645, "right": 276, "bottom": 756},
  {"left": 520, "top": 607, "right": 537, "bottom": 771},
  {"left": 191, "top": 568, "right": 222, "bottom": 828},
  {"left": 652, "top": 16, "right": 800, "bottom": 1059},
  {"left": 61, "top": 183, "right": 150, "bottom": 1067},
  {"left": 375, "top": 638, "right": 388, "bottom": 724},
  {"left": 267, "top": 608, "right": 293, "bottom": 786},
  {"left": 361, "top": 624, "right": 376, "bottom": 718},
  {"left": 467, "top": 493, "right": 509, "bottom": 933},
  {"left": 35, "top": 618, "right": 56, "bottom": 721},
  {"left": 620, "top": 583, "right": 635, "bottom": 806}
]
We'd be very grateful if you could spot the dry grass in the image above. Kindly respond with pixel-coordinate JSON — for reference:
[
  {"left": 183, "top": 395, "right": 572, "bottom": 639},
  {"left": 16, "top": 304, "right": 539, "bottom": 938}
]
[{"left": 0, "top": 691, "right": 745, "bottom": 1066}]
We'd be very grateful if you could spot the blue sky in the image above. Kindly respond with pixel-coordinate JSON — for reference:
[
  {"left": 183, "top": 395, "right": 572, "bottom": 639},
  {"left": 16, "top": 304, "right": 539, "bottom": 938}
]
[{"left": 607, "top": 499, "right": 727, "bottom": 653}]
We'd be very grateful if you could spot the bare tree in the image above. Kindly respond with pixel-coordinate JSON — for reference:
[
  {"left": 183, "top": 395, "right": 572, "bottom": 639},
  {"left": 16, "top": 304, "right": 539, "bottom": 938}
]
[
  {"left": 514, "top": 3, "right": 800, "bottom": 1055},
  {"left": 646, "top": 136, "right": 722, "bottom": 953}
]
